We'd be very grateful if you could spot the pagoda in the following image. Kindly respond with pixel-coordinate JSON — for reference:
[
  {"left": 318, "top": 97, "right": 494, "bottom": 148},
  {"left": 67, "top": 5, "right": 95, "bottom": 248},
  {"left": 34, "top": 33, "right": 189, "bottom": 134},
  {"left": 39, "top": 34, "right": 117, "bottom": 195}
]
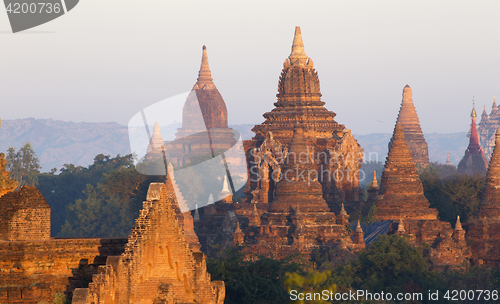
[
  {"left": 237, "top": 125, "right": 360, "bottom": 258},
  {"left": 457, "top": 104, "right": 488, "bottom": 176},
  {"left": 165, "top": 46, "right": 240, "bottom": 169},
  {"left": 376, "top": 123, "right": 438, "bottom": 221},
  {"left": 466, "top": 127, "right": 500, "bottom": 266},
  {"left": 392, "top": 85, "right": 429, "bottom": 166},
  {"left": 374, "top": 123, "right": 470, "bottom": 270},
  {"left": 243, "top": 26, "right": 364, "bottom": 212}
]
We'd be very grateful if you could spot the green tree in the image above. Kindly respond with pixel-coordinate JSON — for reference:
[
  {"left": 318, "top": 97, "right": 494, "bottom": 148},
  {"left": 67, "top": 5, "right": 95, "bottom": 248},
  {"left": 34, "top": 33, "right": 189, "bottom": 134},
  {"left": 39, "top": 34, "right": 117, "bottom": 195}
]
[
  {"left": 207, "top": 249, "right": 304, "bottom": 304},
  {"left": 6, "top": 142, "right": 41, "bottom": 188}
]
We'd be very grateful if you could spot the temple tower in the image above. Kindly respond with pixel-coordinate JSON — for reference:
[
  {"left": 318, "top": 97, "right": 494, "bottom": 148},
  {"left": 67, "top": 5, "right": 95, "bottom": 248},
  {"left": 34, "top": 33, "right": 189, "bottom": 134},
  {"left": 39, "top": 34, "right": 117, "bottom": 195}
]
[
  {"left": 376, "top": 123, "right": 438, "bottom": 221},
  {"left": 393, "top": 85, "right": 429, "bottom": 166},
  {"left": 166, "top": 45, "right": 239, "bottom": 168},
  {"left": 244, "top": 26, "right": 364, "bottom": 210},
  {"left": 458, "top": 104, "right": 488, "bottom": 176},
  {"left": 466, "top": 126, "right": 500, "bottom": 265},
  {"left": 238, "top": 126, "right": 357, "bottom": 259}
]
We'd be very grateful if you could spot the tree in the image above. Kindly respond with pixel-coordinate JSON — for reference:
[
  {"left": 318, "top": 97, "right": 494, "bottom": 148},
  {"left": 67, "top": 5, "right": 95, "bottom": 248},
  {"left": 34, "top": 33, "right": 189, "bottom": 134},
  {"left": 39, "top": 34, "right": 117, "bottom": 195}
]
[
  {"left": 207, "top": 249, "right": 304, "bottom": 304},
  {"left": 6, "top": 142, "right": 41, "bottom": 188}
]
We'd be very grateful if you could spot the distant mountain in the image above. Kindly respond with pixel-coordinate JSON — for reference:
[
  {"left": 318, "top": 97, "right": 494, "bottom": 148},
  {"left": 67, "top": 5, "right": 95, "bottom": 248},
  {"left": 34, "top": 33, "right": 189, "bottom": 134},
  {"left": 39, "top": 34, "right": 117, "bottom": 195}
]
[
  {"left": 0, "top": 118, "right": 131, "bottom": 171},
  {"left": 0, "top": 119, "right": 470, "bottom": 172}
]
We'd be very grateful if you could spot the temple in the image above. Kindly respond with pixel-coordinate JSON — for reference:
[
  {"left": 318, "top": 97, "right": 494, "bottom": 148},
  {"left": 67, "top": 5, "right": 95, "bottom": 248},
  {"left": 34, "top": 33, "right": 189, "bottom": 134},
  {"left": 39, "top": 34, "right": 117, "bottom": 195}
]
[
  {"left": 374, "top": 122, "right": 470, "bottom": 270},
  {"left": 72, "top": 182, "right": 224, "bottom": 304},
  {"left": 165, "top": 45, "right": 242, "bottom": 176},
  {"left": 393, "top": 85, "right": 429, "bottom": 166},
  {"left": 467, "top": 127, "right": 500, "bottom": 266},
  {"left": 236, "top": 125, "right": 362, "bottom": 258},
  {"left": 458, "top": 103, "right": 488, "bottom": 175},
  {"left": 243, "top": 26, "right": 364, "bottom": 212},
  {"left": 376, "top": 123, "right": 438, "bottom": 220}
]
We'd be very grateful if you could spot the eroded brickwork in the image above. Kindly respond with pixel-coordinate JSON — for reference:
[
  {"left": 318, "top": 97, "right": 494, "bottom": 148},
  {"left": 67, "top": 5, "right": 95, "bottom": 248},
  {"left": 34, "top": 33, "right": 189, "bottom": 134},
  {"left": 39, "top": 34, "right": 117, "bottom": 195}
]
[
  {"left": 72, "top": 183, "right": 225, "bottom": 304},
  {"left": 0, "top": 238, "right": 127, "bottom": 303},
  {"left": 0, "top": 186, "right": 50, "bottom": 241}
]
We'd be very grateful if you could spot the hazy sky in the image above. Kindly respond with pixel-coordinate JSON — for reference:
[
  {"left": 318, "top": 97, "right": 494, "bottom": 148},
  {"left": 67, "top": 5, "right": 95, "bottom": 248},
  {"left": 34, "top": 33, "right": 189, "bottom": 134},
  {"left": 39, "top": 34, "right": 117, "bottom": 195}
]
[{"left": 1, "top": 0, "right": 499, "bottom": 135}]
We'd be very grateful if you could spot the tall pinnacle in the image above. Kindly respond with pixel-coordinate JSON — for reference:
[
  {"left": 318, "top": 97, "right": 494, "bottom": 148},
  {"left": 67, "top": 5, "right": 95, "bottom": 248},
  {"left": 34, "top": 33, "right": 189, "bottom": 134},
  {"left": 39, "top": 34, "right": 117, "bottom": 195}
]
[
  {"left": 458, "top": 103, "right": 488, "bottom": 175},
  {"left": 371, "top": 170, "right": 378, "bottom": 188},
  {"left": 289, "top": 26, "right": 308, "bottom": 64},
  {"left": 394, "top": 85, "right": 429, "bottom": 166},
  {"left": 146, "top": 122, "right": 165, "bottom": 157},
  {"left": 478, "top": 127, "right": 500, "bottom": 219},
  {"left": 194, "top": 45, "right": 214, "bottom": 90}
]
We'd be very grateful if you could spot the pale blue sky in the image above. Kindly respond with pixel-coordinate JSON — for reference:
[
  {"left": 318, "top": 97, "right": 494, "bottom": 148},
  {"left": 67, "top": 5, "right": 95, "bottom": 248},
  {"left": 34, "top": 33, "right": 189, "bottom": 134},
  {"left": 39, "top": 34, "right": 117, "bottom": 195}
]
[{"left": 0, "top": 0, "right": 499, "bottom": 134}]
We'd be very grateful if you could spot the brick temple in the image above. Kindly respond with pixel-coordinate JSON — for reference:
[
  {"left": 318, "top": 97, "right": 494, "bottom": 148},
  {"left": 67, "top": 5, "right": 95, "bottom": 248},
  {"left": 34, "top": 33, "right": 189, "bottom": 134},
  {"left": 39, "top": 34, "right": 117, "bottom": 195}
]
[
  {"left": 466, "top": 127, "right": 500, "bottom": 266},
  {"left": 375, "top": 122, "right": 470, "bottom": 270},
  {"left": 243, "top": 26, "right": 364, "bottom": 212}
]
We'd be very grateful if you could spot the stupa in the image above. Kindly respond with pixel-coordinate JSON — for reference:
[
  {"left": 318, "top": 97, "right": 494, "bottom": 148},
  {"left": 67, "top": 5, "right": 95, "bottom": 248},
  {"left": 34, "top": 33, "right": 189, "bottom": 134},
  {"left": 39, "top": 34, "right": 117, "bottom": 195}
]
[
  {"left": 237, "top": 125, "right": 359, "bottom": 258},
  {"left": 466, "top": 127, "right": 500, "bottom": 266},
  {"left": 458, "top": 104, "right": 488, "bottom": 176},
  {"left": 243, "top": 26, "right": 364, "bottom": 212},
  {"left": 376, "top": 123, "right": 438, "bottom": 220},
  {"left": 393, "top": 85, "right": 429, "bottom": 166}
]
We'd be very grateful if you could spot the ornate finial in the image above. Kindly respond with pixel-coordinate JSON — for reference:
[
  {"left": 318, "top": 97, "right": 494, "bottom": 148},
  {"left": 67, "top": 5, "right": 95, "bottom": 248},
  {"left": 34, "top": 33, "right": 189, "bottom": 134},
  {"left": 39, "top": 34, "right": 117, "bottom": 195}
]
[
  {"left": 446, "top": 152, "right": 452, "bottom": 165},
  {"left": 208, "top": 194, "right": 215, "bottom": 205},
  {"left": 288, "top": 26, "right": 310, "bottom": 66},
  {"left": 371, "top": 170, "right": 378, "bottom": 188},
  {"left": 340, "top": 203, "right": 347, "bottom": 216},
  {"left": 355, "top": 221, "right": 363, "bottom": 232},
  {"left": 471, "top": 101, "right": 477, "bottom": 118},
  {"left": 455, "top": 215, "right": 463, "bottom": 230},
  {"left": 194, "top": 45, "right": 214, "bottom": 89}
]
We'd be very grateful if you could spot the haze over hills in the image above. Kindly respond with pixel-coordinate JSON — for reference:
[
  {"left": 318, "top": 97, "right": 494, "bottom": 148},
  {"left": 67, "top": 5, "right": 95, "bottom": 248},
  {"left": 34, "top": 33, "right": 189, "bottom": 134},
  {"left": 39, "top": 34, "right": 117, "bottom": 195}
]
[{"left": 0, "top": 119, "right": 469, "bottom": 171}]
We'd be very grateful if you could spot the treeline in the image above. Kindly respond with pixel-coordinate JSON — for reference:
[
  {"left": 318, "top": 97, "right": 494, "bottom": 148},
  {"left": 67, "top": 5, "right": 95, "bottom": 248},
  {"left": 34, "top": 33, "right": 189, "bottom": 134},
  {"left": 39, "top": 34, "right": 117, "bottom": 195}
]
[
  {"left": 209, "top": 235, "right": 500, "bottom": 304},
  {"left": 6, "top": 143, "right": 164, "bottom": 237}
]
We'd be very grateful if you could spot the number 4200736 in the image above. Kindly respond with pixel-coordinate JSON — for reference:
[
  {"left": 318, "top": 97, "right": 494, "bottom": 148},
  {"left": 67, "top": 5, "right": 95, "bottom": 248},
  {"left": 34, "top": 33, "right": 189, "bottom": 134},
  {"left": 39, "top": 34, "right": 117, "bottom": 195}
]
[{"left": 6, "top": 3, "right": 62, "bottom": 14}]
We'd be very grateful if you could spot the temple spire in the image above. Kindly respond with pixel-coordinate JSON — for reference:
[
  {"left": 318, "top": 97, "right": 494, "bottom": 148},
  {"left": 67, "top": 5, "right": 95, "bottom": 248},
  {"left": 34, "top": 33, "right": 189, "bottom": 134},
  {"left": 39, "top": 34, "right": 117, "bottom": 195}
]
[
  {"left": 446, "top": 152, "right": 452, "bottom": 166},
  {"left": 289, "top": 26, "right": 308, "bottom": 64},
  {"left": 371, "top": 170, "right": 378, "bottom": 188},
  {"left": 458, "top": 102, "right": 488, "bottom": 175},
  {"left": 194, "top": 45, "right": 214, "bottom": 90},
  {"left": 394, "top": 85, "right": 429, "bottom": 166},
  {"left": 455, "top": 216, "right": 463, "bottom": 230},
  {"left": 467, "top": 103, "right": 482, "bottom": 153}
]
